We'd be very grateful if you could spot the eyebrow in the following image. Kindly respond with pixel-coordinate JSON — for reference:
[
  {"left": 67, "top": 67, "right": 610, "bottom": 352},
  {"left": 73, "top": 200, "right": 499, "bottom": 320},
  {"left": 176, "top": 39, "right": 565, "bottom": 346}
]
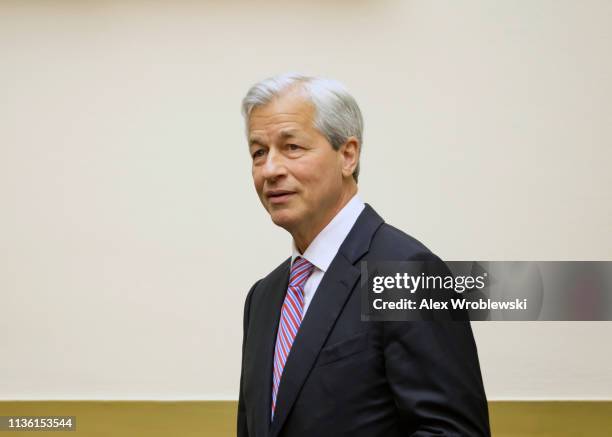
[
  {"left": 249, "top": 129, "right": 302, "bottom": 147},
  {"left": 248, "top": 136, "right": 265, "bottom": 147},
  {"left": 278, "top": 129, "right": 300, "bottom": 139}
]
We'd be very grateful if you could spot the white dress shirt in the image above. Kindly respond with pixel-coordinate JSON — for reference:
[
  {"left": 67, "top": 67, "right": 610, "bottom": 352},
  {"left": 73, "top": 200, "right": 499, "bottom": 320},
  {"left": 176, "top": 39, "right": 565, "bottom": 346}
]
[{"left": 290, "top": 194, "right": 365, "bottom": 316}]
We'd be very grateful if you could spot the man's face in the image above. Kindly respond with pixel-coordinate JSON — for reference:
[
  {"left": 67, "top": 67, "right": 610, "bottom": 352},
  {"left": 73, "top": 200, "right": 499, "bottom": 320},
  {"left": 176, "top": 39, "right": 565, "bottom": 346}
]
[{"left": 248, "top": 91, "right": 346, "bottom": 234}]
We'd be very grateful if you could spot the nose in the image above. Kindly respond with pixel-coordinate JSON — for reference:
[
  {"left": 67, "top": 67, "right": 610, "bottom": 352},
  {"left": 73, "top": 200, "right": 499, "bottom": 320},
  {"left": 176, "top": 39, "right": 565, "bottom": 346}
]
[{"left": 261, "top": 148, "right": 287, "bottom": 181}]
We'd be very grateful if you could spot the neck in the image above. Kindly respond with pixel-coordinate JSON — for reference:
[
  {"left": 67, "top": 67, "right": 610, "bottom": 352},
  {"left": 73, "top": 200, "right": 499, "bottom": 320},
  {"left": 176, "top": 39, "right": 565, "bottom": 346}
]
[{"left": 292, "top": 185, "right": 357, "bottom": 254}]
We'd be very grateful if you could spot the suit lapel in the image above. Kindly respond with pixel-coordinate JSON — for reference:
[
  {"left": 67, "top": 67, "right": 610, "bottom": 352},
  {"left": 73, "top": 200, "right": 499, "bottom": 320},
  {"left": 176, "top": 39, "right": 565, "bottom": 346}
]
[
  {"left": 269, "top": 204, "right": 384, "bottom": 437},
  {"left": 250, "top": 260, "right": 290, "bottom": 437}
]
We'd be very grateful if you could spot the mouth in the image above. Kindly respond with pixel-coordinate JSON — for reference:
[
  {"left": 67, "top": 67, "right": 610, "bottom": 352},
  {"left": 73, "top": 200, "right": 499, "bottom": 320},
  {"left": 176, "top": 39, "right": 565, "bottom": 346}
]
[{"left": 265, "top": 190, "right": 296, "bottom": 205}]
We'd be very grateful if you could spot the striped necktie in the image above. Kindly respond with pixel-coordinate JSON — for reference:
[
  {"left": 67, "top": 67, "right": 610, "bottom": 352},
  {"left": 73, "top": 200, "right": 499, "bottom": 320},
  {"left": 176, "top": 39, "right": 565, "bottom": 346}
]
[{"left": 271, "top": 257, "right": 315, "bottom": 420}]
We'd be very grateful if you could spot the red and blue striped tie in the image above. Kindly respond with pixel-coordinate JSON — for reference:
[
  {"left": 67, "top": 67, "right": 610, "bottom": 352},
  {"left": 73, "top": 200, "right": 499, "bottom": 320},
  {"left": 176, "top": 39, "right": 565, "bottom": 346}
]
[{"left": 271, "top": 257, "right": 315, "bottom": 420}]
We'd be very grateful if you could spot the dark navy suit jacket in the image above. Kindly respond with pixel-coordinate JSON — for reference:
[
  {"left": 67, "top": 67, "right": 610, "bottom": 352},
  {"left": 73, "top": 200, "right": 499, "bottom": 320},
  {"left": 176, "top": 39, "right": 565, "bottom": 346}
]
[{"left": 238, "top": 205, "right": 490, "bottom": 436}]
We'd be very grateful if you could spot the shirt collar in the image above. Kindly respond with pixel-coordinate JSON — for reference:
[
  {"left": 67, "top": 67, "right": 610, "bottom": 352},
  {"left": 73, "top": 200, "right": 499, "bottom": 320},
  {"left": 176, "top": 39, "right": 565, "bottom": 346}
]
[{"left": 291, "top": 194, "right": 365, "bottom": 273}]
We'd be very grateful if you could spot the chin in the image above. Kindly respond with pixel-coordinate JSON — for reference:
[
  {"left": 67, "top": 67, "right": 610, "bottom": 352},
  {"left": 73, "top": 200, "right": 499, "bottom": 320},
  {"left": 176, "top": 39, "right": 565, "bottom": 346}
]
[{"left": 269, "top": 209, "right": 298, "bottom": 231}]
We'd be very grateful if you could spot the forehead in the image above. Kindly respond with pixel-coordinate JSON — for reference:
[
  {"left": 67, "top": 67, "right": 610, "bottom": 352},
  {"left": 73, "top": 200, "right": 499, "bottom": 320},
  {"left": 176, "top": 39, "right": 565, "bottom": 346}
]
[{"left": 248, "top": 91, "right": 316, "bottom": 135}]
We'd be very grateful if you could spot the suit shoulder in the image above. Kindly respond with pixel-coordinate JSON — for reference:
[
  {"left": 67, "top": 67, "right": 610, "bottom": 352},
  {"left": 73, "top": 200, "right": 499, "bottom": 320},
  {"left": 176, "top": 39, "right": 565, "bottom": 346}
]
[
  {"left": 370, "top": 222, "right": 440, "bottom": 261},
  {"left": 264, "top": 257, "right": 291, "bottom": 281},
  {"left": 247, "top": 257, "right": 290, "bottom": 295}
]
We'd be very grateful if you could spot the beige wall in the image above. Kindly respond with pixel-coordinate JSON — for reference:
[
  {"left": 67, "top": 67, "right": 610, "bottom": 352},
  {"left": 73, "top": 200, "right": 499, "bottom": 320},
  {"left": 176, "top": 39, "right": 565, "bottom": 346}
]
[{"left": 1, "top": 0, "right": 611, "bottom": 400}]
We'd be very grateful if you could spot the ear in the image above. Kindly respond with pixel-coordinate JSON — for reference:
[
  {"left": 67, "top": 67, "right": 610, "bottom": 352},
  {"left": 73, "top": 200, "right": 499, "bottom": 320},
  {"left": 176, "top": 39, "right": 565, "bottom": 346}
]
[{"left": 339, "top": 137, "right": 360, "bottom": 178}]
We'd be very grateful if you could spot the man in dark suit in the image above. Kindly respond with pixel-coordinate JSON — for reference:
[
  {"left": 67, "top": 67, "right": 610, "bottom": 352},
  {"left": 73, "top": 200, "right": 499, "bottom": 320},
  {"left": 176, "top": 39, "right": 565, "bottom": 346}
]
[{"left": 237, "top": 73, "right": 490, "bottom": 436}]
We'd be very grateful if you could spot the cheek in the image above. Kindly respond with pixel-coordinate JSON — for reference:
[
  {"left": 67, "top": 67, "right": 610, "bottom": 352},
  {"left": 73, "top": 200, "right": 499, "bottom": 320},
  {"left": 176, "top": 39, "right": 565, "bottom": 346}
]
[
  {"left": 310, "top": 161, "right": 339, "bottom": 186},
  {"left": 292, "top": 169, "right": 317, "bottom": 198},
  {"left": 252, "top": 169, "right": 263, "bottom": 190},
  {"left": 291, "top": 154, "right": 339, "bottom": 197}
]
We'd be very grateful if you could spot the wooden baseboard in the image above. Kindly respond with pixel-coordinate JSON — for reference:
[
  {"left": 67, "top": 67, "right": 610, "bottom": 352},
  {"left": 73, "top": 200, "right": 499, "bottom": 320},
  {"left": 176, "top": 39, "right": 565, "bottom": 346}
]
[
  {"left": 1, "top": 401, "right": 610, "bottom": 436},
  {"left": 489, "top": 401, "right": 612, "bottom": 436}
]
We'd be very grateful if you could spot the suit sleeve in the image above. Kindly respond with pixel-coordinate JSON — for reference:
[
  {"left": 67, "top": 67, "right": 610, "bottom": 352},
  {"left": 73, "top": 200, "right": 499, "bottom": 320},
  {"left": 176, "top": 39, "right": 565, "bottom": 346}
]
[
  {"left": 383, "top": 255, "right": 491, "bottom": 436},
  {"left": 237, "top": 280, "right": 259, "bottom": 437}
]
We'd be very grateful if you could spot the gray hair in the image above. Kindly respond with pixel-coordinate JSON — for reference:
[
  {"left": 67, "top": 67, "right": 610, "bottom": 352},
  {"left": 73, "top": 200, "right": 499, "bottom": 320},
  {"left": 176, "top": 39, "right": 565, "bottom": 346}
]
[{"left": 241, "top": 73, "right": 363, "bottom": 182}]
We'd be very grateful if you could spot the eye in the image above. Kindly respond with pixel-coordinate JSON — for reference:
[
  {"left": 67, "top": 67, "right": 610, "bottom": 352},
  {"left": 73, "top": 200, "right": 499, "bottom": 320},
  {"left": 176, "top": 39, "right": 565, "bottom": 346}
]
[
  {"left": 252, "top": 149, "right": 266, "bottom": 159},
  {"left": 287, "top": 144, "right": 301, "bottom": 151}
]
